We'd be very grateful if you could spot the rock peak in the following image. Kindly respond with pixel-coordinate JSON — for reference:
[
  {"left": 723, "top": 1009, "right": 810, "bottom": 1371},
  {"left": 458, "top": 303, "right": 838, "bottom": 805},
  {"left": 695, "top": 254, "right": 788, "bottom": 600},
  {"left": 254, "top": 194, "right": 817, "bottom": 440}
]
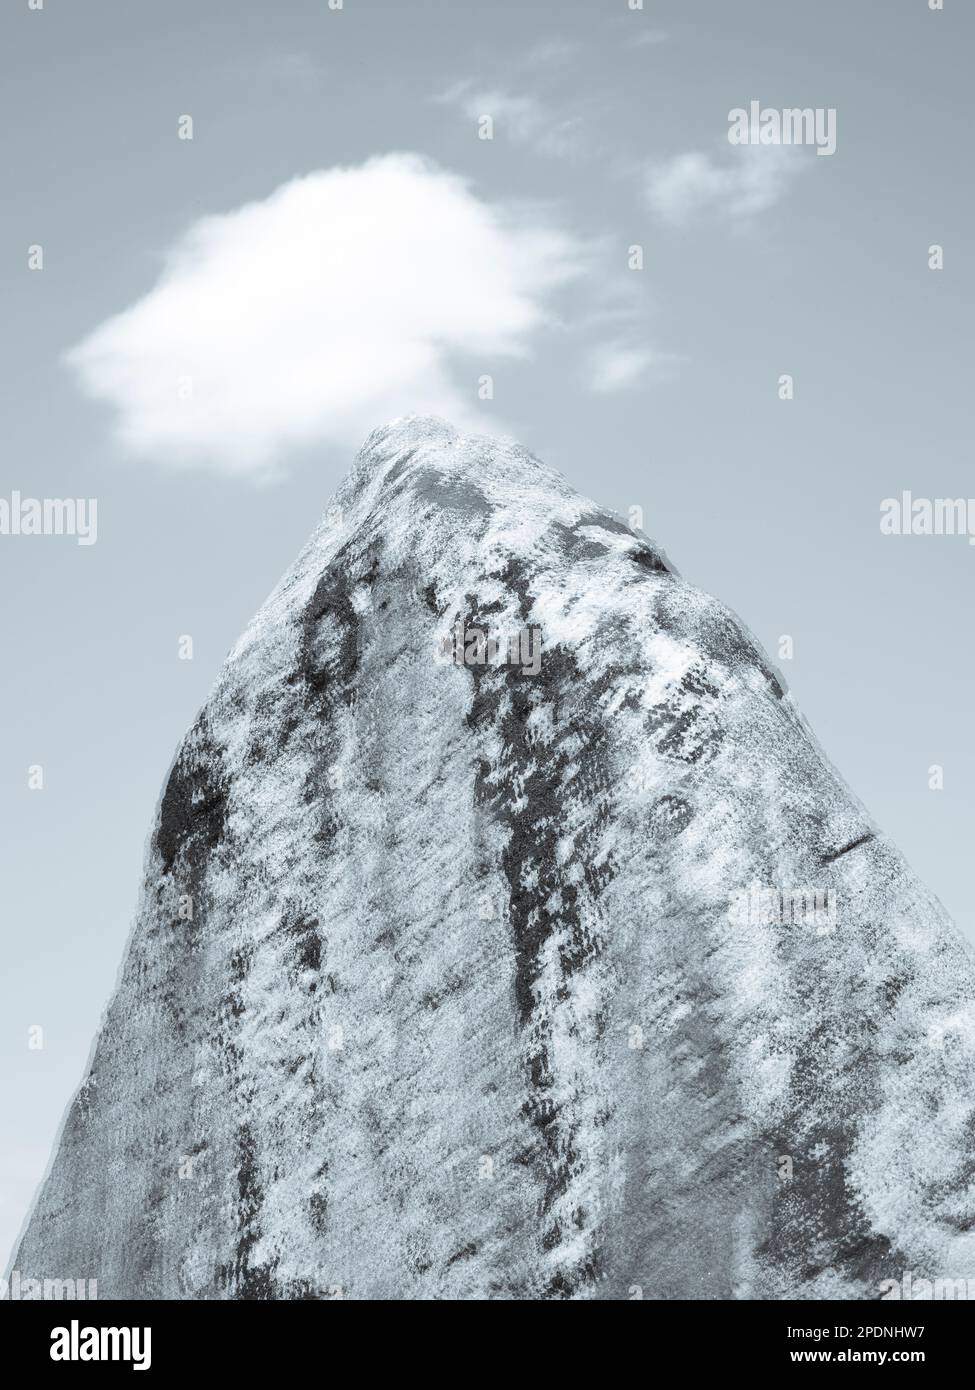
[
  {"left": 10, "top": 422, "right": 975, "bottom": 1302},
  {"left": 340, "top": 414, "right": 561, "bottom": 517}
]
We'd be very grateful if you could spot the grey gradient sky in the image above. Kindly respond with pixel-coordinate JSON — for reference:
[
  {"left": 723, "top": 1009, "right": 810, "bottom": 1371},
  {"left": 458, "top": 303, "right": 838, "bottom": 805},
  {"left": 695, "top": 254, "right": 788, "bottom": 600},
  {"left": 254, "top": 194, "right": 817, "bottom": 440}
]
[{"left": 2, "top": 0, "right": 972, "bottom": 1269}]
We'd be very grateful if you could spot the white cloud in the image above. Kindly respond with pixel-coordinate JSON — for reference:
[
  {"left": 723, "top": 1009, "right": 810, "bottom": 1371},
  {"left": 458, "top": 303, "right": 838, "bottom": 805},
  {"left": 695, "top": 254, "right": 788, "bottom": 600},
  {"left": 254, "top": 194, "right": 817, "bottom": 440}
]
[
  {"left": 66, "top": 154, "right": 586, "bottom": 476},
  {"left": 586, "top": 342, "right": 682, "bottom": 393},
  {"left": 437, "top": 81, "right": 583, "bottom": 158},
  {"left": 646, "top": 145, "right": 798, "bottom": 227}
]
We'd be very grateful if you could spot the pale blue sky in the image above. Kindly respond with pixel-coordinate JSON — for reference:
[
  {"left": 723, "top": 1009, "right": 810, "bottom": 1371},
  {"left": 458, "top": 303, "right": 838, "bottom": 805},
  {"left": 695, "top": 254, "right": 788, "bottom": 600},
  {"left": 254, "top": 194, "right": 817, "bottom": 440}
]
[{"left": 2, "top": 0, "right": 972, "bottom": 1269}]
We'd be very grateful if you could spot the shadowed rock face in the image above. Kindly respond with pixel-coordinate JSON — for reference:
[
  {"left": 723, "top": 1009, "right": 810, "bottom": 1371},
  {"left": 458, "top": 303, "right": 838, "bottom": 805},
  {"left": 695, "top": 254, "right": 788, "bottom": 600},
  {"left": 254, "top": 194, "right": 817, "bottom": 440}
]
[{"left": 11, "top": 417, "right": 975, "bottom": 1300}]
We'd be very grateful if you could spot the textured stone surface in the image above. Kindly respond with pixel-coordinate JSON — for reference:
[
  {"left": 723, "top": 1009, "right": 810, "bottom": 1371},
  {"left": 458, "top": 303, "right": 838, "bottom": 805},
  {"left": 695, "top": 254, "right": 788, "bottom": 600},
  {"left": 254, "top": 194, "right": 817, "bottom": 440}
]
[{"left": 11, "top": 417, "right": 975, "bottom": 1300}]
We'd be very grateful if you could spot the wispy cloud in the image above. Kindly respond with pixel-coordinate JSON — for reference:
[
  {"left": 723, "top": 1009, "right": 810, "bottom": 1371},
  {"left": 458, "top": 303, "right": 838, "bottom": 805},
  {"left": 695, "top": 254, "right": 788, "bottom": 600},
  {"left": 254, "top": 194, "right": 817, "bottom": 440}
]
[
  {"left": 66, "top": 154, "right": 586, "bottom": 476},
  {"left": 586, "top": 341, "right": 683, "bottom": 393},
  {"left": 436, "top": 80, "right": 585, "bottom": 158},
  {"left": 646, "top": 145, "right": 799, "bottom": 227}
]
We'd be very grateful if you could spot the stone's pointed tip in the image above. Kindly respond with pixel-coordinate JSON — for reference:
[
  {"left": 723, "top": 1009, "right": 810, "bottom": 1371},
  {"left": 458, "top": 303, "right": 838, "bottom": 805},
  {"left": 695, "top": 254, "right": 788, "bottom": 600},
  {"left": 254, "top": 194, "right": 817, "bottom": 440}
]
[
  {"left": 342, "top": 416, "right": 465, "bottom": 498},
  {"left": 340, "top": 414, "right": 540, "bottom": 510},
  {"left": 359, "top": 414, "right": 460, "bottom": 456}
]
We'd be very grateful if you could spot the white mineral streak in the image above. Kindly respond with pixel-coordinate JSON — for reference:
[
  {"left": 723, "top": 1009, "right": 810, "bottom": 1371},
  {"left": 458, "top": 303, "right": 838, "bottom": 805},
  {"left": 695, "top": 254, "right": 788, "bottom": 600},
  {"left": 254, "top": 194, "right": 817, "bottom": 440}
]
[{"left": 9, "top": 417, "right": 975, "bottom": 1300}]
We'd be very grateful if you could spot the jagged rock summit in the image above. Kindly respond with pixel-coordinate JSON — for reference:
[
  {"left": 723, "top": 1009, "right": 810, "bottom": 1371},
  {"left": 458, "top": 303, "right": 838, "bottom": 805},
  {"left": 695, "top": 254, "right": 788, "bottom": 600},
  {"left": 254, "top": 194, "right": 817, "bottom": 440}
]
[{"left": 11, "top": 417, "right": 975, "bottom": 1300}]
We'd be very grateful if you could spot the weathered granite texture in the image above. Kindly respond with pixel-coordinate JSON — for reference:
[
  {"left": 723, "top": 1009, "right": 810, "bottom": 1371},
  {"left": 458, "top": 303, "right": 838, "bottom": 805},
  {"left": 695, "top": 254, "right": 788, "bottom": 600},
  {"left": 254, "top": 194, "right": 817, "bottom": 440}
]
[{"left": 11, "top": 418, "right": 975, "bottom": 1300}]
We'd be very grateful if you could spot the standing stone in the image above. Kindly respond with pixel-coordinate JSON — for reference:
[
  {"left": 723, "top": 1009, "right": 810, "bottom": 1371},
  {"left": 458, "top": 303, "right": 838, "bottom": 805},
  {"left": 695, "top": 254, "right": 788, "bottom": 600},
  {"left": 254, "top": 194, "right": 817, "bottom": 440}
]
[{"left": 9, "top": 418, "right": 975, "bottom": 1300}]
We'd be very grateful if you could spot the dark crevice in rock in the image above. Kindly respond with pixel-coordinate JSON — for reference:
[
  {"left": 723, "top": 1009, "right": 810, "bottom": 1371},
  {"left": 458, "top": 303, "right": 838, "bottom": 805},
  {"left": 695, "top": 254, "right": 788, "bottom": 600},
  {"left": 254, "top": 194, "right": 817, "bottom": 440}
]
[
  {"left": 157, "top": 717, "right": 229, "bottom": 877},
  {"left": 462, "top": 551, "right": 615, "bottom": 1296},
  {"left": 821, "top": 833, "right": 875, "bottom": 865},
  {"left": 218, "top": 1123, "right": 279, "bottom": 1300},
  {"left": 761, "top": 1002, "right": 901, "bottom": 1291}
]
